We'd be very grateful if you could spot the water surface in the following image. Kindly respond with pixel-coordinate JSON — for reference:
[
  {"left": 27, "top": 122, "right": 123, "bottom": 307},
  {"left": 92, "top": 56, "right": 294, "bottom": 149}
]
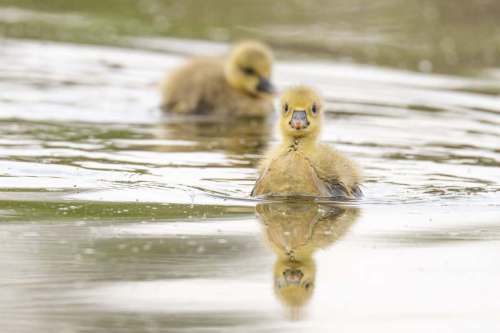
[{"left": 0, "top": 34, "right": 499, "bottom": 333}]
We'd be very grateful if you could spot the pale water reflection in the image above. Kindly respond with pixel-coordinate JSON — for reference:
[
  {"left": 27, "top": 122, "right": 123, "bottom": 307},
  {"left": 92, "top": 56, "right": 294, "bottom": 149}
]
[{"left": 257, "top": 202, "right": 360, "bottom": 319}]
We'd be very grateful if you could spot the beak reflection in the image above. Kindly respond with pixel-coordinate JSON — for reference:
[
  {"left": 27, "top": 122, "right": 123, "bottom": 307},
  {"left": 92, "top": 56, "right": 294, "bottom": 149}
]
[{"left": 283, "top": 268, "right": 304, "bottom": 285}]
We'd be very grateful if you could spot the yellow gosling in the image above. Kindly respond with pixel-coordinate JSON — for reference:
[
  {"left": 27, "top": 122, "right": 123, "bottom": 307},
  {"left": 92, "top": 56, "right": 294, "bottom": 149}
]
[
  {"left": 252, "top": 86, "right": 362, "bottom": 198},
  {"left": 161, "top": 41, "right": 275, "bottom": 116}
]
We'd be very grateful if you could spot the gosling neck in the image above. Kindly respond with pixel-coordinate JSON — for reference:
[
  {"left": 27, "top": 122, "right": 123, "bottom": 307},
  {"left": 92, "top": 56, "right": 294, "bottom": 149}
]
[{"left": 283, "top": 132, "right": 319, "bottom": 152}]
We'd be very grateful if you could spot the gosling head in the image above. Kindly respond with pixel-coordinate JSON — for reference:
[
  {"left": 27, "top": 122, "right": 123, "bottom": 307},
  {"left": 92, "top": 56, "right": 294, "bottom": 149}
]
[
  {"left": 224, "top": 41, "right": 274, "bottom": 98},
  {"left": 280, "top": 86, "right": 323, "bottom": 140}
]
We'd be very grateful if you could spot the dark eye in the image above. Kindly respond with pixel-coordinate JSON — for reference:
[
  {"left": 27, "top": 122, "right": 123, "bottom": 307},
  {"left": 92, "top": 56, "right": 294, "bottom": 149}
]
[
  {"left": 241, "top": 66, "right": 256, "bottom": 76},
  {"left": 304, "top": 282, "right": 313, "bottom": 290},
  {"left": 283, "top": 103, "right": 289, "bottom": 113},
  {"left": 311, "top": 104, "right": 318, "bottom": 114}
]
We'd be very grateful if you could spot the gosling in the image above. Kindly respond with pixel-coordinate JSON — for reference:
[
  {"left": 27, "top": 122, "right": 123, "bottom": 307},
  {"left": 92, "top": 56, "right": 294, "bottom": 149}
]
[
  {"left": 161, "top": 41, "right": 275, "bottom": 116},
  {"left": 251, "top": 86, "right": 362, "bottom": 198}
]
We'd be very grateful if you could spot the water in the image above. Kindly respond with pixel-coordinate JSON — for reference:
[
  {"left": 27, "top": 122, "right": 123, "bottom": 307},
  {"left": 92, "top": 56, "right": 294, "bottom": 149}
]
[{"left": 1, "top": 10, "right": 500, "bottom": 333}]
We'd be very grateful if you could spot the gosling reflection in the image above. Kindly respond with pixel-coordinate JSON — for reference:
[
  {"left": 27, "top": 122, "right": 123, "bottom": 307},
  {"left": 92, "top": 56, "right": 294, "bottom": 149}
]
[
  {"left": 156, "top": 116, "right": 273, "bottom": 157},
  {"left": 256, "top": 202, "right": 360, "bottom": 319}
]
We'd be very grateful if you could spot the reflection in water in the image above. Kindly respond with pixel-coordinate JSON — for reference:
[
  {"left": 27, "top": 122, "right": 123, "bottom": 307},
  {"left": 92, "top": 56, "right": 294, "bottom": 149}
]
[
  {"left": 155, "top": 116, "right": 273, "bottom": 158},
  {"left": 256, "top": 202, "right": 360, "bottom": 319}
]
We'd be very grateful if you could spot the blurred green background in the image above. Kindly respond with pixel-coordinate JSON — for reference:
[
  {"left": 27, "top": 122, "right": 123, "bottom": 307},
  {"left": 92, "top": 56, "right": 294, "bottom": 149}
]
[{"left": 1, "top": 0, "right": 499, "bottom": 74}]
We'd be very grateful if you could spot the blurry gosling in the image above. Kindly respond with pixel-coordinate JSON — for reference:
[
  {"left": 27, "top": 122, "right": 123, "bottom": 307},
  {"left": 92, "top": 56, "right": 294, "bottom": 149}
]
[
  {"left": 161, "top": 41, "right": 275, "bottom": 116},
  {"left": 251, "top": 86, "right": 362, "bottom": 198}
]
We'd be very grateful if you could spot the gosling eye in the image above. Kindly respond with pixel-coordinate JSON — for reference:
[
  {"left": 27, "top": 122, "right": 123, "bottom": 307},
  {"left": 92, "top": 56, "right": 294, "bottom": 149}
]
[
  {"left": 311, "top": 104, "right": 318, "bottom": 114},
  {"left": 241, "top": 66, "right": 256, "bottom": 76},
  {"left": 283, "top": 103, "right": 289, "bottom": 113},
  {"left": 304, "top": 282, "right": 313, "bottom": 290}
]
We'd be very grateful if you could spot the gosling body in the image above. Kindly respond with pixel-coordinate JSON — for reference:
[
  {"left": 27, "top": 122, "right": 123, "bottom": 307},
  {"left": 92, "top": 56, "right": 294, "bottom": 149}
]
[
  {"left": 252, "top": 86, "right": 362, "bottom": 198},
  {"left": 161, "top": 41, "right": 274, "bottom": 116}
]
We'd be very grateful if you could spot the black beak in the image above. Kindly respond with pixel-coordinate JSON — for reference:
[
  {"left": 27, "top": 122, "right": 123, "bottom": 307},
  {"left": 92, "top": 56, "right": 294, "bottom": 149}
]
[
  {"left": 289, "top": 110, "right": 309, "bottom": 130},
  {"left": 256, "top": 77, "right": 275, "bottom": 94}
]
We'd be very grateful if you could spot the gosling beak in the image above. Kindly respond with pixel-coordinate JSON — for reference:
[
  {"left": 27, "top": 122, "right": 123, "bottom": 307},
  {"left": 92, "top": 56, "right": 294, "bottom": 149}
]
[
  {"left": 283, "top": 268, "right": 304, "bottom": 285},
  {"left": 256, "top": 77, "right": 275, "bottom": 94},
  {"left": 289, "top": 110, "right": 309, "bottom": 130}
]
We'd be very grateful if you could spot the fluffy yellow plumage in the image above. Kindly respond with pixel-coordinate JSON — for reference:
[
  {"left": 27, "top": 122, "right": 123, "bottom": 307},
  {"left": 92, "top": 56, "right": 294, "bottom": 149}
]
[
  {"left": 161, "top": 41, "right": 275, "bottom": 116},
  {"left": 252, "top": 86, "right": 362, "bottom": 198}
]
